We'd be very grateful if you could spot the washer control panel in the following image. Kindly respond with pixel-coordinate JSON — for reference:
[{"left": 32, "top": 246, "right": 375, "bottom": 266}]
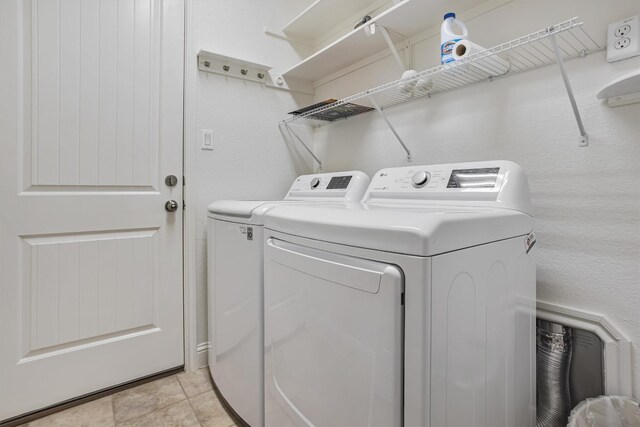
[
  {"left": 289, "top": 175, "right": 353, "bottom": 192},
  {"left": 286, "top": 171, "right": 370, "bottom": 201}
]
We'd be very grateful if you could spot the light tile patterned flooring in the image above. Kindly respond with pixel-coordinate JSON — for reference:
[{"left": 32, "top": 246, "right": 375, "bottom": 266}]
[{"left": 23, "top": 369, "right": 237, "bottom": 427}]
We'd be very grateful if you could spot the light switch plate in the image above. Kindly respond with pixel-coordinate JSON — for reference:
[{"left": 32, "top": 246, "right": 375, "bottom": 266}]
[
  {"left": 607, "top": 15, "right": 640, "bottom": 62},
  {"left": 201, "top": 129, "right": 214, "bottom": 150}
]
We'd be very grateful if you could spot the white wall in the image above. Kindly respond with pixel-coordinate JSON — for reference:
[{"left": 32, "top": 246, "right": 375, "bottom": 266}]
[
  {"left": 313, "top": 0, "right": 640, "bottom": 397},
  {"left": 192, "top": 0, "right": 314, "bottom": 356}
]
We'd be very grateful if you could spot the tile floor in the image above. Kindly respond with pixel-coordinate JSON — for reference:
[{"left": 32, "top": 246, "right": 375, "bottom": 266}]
[{"left": 23, "top": 369, "right": 237, "bottom": 427}]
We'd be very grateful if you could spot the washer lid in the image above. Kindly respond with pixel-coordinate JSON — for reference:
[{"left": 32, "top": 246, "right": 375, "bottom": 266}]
[
  {"left": 264, "top": 203, "right": 533, "bottom": 257},
  {"left": 208, "top": 200, "right": 274, "bottom": 224}
]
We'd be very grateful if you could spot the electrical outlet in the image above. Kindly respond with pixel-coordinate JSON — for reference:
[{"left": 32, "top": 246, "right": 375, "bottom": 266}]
[
  {"left": 615, "top": 37, "right": 631, "bottom": 49},
  {"left": 614, "top": 24, "right": 631, "bottom": 37},
  {"left": 607, "top": 15, "right": 640, "bottom": 62}
]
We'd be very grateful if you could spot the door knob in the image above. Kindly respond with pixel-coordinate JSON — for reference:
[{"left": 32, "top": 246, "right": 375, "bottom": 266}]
[{"left": 165, "top": 200, "right": 179, "bottom": 212}]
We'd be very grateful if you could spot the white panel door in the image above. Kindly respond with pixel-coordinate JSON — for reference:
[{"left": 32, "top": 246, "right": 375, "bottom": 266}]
[{"left": 0, "top": 0, "right": 184, "bottom": 420}]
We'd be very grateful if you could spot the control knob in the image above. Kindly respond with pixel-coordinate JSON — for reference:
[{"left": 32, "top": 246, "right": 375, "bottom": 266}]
[
  {"left": 412, "top": 171, "right": 430, "bottom": 188},
  {"left": 310, "top": 177, "right": 320, "bottom": 189}
]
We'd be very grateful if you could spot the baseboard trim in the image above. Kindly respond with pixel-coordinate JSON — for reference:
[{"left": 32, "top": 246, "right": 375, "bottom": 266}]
[
  {"left": 537, "top": 301, "right": 632, "bottom": 396},
  {"left": 196, "top": 341, "right": 210, "bottom": 369}
]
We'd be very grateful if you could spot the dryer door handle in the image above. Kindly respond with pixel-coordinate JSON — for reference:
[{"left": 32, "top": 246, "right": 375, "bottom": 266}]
[{"left": 267, "top": 238, "right": 399, "bottom": 294}]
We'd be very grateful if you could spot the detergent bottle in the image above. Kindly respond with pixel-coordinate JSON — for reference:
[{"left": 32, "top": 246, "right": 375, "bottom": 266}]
[{"left": 440, "top": 12, "right": 468, "bottom": 64}]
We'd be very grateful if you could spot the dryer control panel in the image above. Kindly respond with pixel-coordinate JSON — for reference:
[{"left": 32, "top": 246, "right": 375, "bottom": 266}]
[
  {"left": 368, "top": 166, "right": 500, "bottom": 193},
  {"left": 285, "top": 171, "right": 370, "bottom": 202},
  {"left": 364, "top": 161, "right": 532, "bottom": 214}
]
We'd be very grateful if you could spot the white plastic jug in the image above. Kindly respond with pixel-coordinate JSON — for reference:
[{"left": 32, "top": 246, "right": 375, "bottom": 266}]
[{"left": 441, "top": 12, "right": 468, "bottom": 64}]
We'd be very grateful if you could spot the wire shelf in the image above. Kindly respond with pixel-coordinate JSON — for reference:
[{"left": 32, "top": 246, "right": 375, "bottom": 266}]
[{"left": 281, "top": 17, "right": 602, "bottom": 127}]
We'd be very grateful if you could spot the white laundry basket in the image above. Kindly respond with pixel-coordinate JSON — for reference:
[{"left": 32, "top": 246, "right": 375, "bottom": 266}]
[{"left": 567, "top": 395, "right": 640, "bottom": 427}]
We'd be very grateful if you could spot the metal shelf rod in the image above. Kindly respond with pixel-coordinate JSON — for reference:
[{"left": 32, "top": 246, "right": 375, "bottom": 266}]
[
  {"left": 549, "top": 31, "right": 589, "bottom": 147},
  {"left": 378, "top": 25, "right": 406, "bottom": 72},
  {"left": 369, "top": 95, "right": 411, "bottom": 161},
  {"left": 283, "top": 123, "right": 323, "bottom": 168}
]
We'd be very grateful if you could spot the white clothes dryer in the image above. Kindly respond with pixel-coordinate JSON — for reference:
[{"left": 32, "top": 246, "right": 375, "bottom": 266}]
[
  {"left": 263, "top": 161, "right": 536, "bottom": 427},
  {"left": 207, "top": 171, "right": 370, "bottom": 427}
]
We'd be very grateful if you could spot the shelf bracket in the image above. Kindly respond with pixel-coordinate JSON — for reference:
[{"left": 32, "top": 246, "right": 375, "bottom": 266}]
[
  {"left": 549, "top": 32, "right": 589, "bottom": 147},
  {"left": 282, "top": 123, "right": 322, "bottom": 169},
  {"left": 369, "top": 95, "right": 411, "bottom": 162},
  {"left": 377, "top": 25, "right": 406, "bottom": 72}
]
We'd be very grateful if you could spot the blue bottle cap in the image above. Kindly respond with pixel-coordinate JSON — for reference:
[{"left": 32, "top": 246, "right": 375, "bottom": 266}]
[{"left": 444, "top": 12, "right": 456, "bottom": 20}]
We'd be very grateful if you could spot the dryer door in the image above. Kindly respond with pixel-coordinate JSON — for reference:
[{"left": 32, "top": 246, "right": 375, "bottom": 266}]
[{"left": 264, "top": 238, "right": 404, "bottom": 427}]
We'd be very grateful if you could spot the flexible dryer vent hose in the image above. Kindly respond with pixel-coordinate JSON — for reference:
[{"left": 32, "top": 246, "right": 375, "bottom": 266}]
[{"left": 536, "top": 319, "right": 573, "bottom": 427}]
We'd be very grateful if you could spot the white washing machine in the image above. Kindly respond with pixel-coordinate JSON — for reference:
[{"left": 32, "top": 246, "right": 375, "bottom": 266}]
[
  {"left": 207, "top": 171, "right": 370, "bottom": 427},
  {"left": 263, "top": 161, "right": 537, "bottom": 427}
]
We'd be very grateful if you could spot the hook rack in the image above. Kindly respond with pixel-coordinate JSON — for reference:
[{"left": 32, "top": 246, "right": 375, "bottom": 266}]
[
  {"left": 280, "top": 17, "right": 602, "bottom": 163},
  {"left": 198, "top": 50, "right": 272, "bottom": 84}
]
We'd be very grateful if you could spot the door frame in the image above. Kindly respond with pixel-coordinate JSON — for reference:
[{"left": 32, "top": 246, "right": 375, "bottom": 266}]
[{"left": 182, "top": 0, "right": 199, "bottom": 372}]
